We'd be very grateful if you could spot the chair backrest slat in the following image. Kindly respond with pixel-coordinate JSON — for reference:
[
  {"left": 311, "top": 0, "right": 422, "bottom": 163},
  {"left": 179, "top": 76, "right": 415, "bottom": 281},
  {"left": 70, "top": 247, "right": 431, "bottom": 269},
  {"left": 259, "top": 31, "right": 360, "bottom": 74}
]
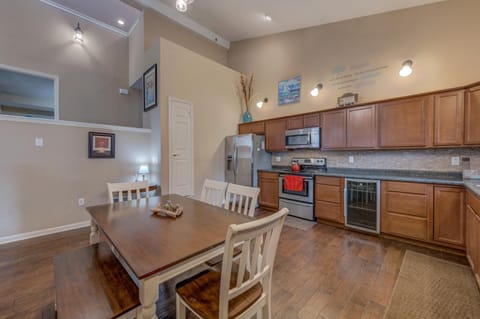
[
  {"left": 218, "top": 208, "right": 288, "bottom": 317},
  {"left": 107, "top": 181, "right": 149, "bottom": 204},
  {"left": 200, "top": 179, "right": 228, "bottom": 207},
  {"left": 224, "top": 184, "right": 260, "bottom": 217}
]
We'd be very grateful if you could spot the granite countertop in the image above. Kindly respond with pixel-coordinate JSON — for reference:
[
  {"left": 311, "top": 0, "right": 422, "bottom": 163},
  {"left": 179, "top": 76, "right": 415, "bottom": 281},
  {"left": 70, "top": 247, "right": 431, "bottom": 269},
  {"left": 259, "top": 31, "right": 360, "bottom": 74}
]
[{"left": 259, "top": 167, "right": 480, "bottom": 197}]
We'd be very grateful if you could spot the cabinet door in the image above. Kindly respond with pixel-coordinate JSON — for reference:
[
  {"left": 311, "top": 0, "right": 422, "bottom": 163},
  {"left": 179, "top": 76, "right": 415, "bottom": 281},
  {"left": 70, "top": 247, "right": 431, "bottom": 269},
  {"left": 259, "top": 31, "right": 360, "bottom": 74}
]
[
  {"left": 378, "top": 96, "right": 433, "bottom": 148},
  {"left": 433, "top": 187, "right": 465, "bottom": 248},
  {"left": 347, "top": 105, "right": 377, "bottom": 148},
  {"left": 466, "top": 206, "right": 477, "bottom": 271},
  {"left": 304, "top": 113, "right": 321, "bottom": 128},
  {"left": 322, "top": 109, "right": 346, "bottom": 149},
  {"left": 465, "top": 86, "right": 480, "bottom": 145},
  {"left": 286, "top": 116, "right": 304, "bottom": 130},
  {"left": 238, "top": 122, "right": 265, "bottom": 135},
  {"left": 315, "top": 177, "right": 344, "bottom": 224},
  {"left": 265, "top": 119, "right": 286, "bottom": 152},
  {"left": 433, "top": 90, "right": 464, "bottom": 146},
  {"left": 258, "top": 172, "right": 279, "bottom": 210}
]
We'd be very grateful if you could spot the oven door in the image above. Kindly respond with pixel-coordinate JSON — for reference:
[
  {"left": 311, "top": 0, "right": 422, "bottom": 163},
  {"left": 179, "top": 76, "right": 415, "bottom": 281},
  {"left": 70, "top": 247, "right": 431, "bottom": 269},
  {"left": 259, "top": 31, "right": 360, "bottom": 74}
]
[{"left": 278, "top": 175, "right": 314, "bottom": 203}]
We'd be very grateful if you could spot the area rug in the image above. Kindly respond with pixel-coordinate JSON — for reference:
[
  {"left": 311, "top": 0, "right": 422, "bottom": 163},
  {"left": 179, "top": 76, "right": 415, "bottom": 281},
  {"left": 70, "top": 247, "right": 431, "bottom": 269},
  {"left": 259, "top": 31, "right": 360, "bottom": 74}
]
[
  {"left": 283, "top": 216, "right": 316, "bottom": 231},
  {"left": 384, "top": 250, "right": 480, "bottom": 319}
]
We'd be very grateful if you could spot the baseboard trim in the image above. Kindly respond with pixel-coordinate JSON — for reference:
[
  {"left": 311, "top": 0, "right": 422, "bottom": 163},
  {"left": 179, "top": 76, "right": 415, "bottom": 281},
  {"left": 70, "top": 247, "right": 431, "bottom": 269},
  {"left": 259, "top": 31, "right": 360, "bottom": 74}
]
[{"left": 0, "top": 221, "right": 90, "bottom": 245}]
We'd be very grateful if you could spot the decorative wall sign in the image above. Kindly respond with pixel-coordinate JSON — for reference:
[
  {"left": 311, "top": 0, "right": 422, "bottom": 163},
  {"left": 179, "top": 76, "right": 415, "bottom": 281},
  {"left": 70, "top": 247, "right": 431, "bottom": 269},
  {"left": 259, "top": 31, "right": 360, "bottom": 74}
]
[
  {"left": 88, "top": 132, "right": 115, "bottom": 158},
  {"left": 278, "top": 75, "right": 301, "bottom": 105},
  {"left": 143, "top": 64, "right": 157, "bottom": 112},
  {"left": 329, "top": 62, "right": 389, "bottom": 91},
  {"left": 338, "top": 93, "right": 359, "bottom": 107}
]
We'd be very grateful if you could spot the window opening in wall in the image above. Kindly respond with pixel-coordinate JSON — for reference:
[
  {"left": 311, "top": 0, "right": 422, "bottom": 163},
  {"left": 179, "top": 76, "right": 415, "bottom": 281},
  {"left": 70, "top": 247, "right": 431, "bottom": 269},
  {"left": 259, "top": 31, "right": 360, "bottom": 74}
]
[{"left": 0, "top": 65, "right": 58, "bottom": 120}]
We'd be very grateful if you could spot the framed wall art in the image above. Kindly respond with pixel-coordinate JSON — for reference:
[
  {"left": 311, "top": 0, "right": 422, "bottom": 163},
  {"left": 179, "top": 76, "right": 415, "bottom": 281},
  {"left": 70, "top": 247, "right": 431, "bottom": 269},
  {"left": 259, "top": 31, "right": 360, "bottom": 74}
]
[
  {"left": 88, "top": 132, "right": 115, "bottom": 159},
  {"left": 143, "top": 64, "right": 157, "bottom": 112},
  {"left": 278, "top": 75, "right": 301, "bottom": 105}
]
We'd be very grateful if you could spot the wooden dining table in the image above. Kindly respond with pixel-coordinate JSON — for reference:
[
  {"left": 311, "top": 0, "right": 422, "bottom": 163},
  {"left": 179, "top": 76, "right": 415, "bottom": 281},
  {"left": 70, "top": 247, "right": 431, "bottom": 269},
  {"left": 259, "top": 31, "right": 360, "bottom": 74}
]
[{"left": 87, "top": 194, "right": 253, "bottom": 319}]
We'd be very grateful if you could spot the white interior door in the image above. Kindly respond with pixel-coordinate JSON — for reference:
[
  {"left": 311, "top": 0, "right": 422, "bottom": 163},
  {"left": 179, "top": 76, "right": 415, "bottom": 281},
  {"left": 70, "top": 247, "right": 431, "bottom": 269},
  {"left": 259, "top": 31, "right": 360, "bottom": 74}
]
[{"left": 168, "top": 97, "right": 194, "bottom": 196}]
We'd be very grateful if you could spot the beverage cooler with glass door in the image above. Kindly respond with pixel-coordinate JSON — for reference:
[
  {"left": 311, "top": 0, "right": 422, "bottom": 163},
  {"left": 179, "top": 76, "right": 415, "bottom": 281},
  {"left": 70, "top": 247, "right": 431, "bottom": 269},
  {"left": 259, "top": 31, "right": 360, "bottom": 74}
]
[{"left": 344, "top": 179, "right": 380, "bottom": 233}]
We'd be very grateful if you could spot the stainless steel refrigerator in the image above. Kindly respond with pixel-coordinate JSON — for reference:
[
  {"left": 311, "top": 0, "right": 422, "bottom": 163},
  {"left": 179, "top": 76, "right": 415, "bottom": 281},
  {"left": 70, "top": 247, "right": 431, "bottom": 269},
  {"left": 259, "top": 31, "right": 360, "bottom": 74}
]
[{"left": 225, "top": 134, "right": 272, "bottom": 187}]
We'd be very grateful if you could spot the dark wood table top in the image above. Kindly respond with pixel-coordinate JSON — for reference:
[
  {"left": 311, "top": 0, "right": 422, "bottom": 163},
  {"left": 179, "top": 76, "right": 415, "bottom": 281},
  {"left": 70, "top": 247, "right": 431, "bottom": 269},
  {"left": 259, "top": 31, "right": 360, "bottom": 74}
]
[{"left": 86, "top": 195, "right": 252, "bottom": 279}]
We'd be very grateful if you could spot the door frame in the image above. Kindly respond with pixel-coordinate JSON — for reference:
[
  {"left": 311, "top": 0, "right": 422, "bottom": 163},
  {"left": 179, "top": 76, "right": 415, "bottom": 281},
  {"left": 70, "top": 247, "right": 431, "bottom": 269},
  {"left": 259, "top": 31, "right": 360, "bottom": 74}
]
[{"left": 168, "top": 96, "right": 194, "bottom": 195}]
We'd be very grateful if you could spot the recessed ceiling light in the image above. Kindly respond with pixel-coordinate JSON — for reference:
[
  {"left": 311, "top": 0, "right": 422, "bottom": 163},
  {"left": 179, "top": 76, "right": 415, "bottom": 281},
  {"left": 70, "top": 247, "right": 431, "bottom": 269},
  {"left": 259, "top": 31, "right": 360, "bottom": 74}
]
[
  {"left": 264, "top": 14, "right": 272, "bottom": 22},
  {"left": 117, "top": 19, "right": 125, "bottom": 26}
]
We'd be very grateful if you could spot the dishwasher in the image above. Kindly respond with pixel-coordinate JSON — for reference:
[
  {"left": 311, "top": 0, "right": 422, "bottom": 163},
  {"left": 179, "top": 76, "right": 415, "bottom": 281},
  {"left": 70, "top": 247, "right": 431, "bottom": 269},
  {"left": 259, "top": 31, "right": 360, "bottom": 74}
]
[{"left": 344, "top": 179, "right": 380, "bottom": 233}]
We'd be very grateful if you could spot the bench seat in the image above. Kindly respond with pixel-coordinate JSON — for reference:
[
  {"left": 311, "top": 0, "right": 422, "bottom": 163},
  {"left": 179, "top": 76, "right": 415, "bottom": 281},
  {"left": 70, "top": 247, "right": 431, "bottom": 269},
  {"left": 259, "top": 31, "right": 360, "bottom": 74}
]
[{"left": 54, "top": 242, "right": 140, "bottom": 319}]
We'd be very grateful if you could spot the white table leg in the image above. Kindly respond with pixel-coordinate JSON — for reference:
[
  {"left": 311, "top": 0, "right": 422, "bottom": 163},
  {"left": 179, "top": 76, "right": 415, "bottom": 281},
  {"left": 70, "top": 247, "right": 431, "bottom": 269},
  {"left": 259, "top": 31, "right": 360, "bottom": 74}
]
[
  {"left": 139, "top": 278, "right": 158, "bottom": 319},
  {"left": 89, "top": 218, "right": 100, "bottom": 244}
]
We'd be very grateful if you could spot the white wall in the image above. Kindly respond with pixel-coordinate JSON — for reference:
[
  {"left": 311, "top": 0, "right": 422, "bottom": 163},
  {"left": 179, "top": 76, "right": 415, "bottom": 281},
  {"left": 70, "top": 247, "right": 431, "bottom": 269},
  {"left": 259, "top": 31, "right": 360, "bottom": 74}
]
[{"left": 0, "top": 119, "right": 150, "bottom": 239}]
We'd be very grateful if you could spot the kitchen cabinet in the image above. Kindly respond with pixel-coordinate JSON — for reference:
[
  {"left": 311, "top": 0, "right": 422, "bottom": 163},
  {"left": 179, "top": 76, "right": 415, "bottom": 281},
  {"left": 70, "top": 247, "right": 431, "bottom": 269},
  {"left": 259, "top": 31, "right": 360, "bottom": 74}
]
[
  {"left": 315, "top": 176, "right": 344, "bottom": 224},
  {"left": 465, "top": 86, "right": 480, "bottom": 145},
  {"left": 433, "top": 186, "right": 465, "bottom": 248},
  {"left": 238, "top": 121, "right": 265, "bottom": 135},
  {"left": 347, "top": 105, "right": 377, "bottom": 148},
  {"left": 381, "top": 181, "right": 433, "bottom": 241},
  {"left": 286, "top": 116, "right": 304, "bottom": 130},
  {"left": 321, "top": 110, "right": 347, "bottom": 149},
  {"left": 466, "top": 191, "right": 480, "bottom": 287},
  {"left": 258, "top": 171, "right": 279, "bottom": 211},
  {"left": 378, "top": 95, "right": 433, "bottom": 148},
  {"left": 303, "top": 113, "right": 321, "bottom": 128},
  {"left": 265, "top": 119, "right": 286, "bottom": 152},
  {"left": 433, "top": 90, "right": 464, "bottom": 146}
]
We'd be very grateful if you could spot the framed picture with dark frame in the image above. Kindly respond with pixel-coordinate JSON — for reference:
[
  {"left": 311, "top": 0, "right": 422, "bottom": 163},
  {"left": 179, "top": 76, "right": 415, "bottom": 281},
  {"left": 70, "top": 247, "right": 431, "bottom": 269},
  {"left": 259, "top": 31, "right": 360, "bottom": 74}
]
[
  {"left": 143, "top": 64, "right": 157, "bottom": 112},
  {"left": 88, "top": 132, "right": 115, "bottom": 159}
]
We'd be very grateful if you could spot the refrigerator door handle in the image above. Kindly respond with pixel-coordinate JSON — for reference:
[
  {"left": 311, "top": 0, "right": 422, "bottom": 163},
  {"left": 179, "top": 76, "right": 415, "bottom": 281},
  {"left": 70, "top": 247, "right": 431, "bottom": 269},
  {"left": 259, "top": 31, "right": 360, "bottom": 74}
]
[{"left": 233, "top": 145, "right": 238, "bottom": 177}]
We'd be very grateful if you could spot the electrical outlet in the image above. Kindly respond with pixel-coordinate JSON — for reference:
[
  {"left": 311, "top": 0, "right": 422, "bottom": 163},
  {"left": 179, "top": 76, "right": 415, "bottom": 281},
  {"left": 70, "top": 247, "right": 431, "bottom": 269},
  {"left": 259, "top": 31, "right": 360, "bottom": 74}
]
[
  {"left": 348, "top": 156, "right": 354, "bottom": 164},
  {"left": 78, "top": 198, "right": 85, "bottom": 206},
  {"left": 451, "top": 156, "right": 460, "bottom": 166},
  {"left": 35, "top": 137, "right": 44, "bottom": 147},
  {"left": 275, "top": 156, "right": 281, "bottom": 162}
]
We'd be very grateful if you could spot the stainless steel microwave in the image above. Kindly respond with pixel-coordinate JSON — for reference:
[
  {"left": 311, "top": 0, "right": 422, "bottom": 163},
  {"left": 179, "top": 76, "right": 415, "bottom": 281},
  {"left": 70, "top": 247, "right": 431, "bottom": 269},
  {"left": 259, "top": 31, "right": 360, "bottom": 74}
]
[{"left": 285, "top": 127, "right": 320, "bottom": 149}]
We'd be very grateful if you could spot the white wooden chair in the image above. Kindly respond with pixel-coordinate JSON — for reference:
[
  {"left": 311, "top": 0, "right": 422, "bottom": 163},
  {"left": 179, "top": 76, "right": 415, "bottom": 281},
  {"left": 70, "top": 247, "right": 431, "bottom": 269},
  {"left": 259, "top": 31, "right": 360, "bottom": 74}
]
[
  {"left": 107, "top": 181, "right": 149, "bottom": 203},
  {"left": 176, "top": 208, "right": 288, "bottom": 319},
  {"left": 224, "top": 183, "right": 260, "bottom": 217},
  {"left": 200, "top": 179, "right": 228, "bottom": 207}
]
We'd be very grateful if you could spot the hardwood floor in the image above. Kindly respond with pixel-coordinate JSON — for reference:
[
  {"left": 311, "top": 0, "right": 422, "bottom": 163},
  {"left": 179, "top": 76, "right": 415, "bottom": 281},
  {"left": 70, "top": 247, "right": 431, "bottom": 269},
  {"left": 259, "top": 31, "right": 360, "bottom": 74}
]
[{"left": 0, "top": 222, "right": 468, "bottom": 319}]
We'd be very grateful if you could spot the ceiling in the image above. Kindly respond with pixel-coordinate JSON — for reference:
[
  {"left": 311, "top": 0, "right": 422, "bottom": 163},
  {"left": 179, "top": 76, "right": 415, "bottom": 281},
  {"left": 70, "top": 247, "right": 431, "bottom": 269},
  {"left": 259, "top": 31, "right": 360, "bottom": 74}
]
[
  {"left": 157, "top": 0, "right": 445, "bottom": 41},
  {"left": 45, "top": 0, "right": 142, "bottom": 35}
]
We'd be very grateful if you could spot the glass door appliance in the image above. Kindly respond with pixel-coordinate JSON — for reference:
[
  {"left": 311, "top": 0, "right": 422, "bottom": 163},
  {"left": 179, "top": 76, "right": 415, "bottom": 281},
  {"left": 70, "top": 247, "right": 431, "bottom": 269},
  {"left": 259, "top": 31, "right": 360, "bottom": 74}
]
[{"left": 344, "top": 179, "right": 380, "bottom": 233}]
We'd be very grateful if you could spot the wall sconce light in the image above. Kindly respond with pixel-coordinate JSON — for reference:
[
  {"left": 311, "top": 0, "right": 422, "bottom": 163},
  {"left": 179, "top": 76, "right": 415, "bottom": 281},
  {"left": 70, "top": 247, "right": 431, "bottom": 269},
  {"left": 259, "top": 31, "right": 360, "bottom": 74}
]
[
  {"left": 73, "top": 22, "right": 84, "bottom": 42},
  {"left": 137, "top": 165, "right": 150, "bottom": 181},
  {"left": 310, "top": 83, "right": 323, "bottom": 97},
  {"left": 176, "top": 0, "right": 194, "bottom": 12},
  {"left": 399, "top": 60, "right": 413, "bottom": 77},
  {"left": 256, "top": 98, "right": 269, "bottom": 109}
]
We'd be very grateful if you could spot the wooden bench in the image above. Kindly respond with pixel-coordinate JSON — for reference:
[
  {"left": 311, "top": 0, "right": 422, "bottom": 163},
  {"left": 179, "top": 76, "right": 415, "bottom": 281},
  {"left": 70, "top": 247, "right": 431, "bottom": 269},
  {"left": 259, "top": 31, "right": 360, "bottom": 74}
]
[{"left": 54, "top": 242, "right": 140, "bottom": 319}]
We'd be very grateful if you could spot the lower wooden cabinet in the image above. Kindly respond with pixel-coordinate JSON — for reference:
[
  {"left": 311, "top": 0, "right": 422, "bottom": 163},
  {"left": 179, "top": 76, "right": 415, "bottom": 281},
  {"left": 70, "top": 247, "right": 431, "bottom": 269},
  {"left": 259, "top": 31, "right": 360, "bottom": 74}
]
[
  {"left": 257, "top": 171, "right": 279, "bottom": 211},
  {"left": 381, "top": 181, "right": 433, "bottom": 241},
  {"left": 433, "top": 186, "right": 465, "bottom": 248},
  {"left": 315, "top": 176, "right": 344, "bottom": 224},
  {"left": 466, "top": 191, "right": 480, "bottom": 286}
]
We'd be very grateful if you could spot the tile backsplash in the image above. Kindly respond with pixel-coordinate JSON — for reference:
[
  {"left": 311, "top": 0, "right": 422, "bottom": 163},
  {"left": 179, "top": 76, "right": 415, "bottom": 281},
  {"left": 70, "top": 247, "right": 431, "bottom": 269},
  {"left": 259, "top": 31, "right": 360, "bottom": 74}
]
[{"left": 272, "top": 148, "right": 480, "bottom": 172}]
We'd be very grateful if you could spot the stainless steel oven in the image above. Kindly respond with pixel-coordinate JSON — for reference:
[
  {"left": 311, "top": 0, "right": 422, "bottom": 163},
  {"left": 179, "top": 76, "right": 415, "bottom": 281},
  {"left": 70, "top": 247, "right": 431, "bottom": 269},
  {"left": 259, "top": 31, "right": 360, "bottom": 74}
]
[
  {"left": 285, "top": 127, "right": 320, "bottom": 149},
  {"left": 278, "top": 174, "right": 314, "bottom": 221}
]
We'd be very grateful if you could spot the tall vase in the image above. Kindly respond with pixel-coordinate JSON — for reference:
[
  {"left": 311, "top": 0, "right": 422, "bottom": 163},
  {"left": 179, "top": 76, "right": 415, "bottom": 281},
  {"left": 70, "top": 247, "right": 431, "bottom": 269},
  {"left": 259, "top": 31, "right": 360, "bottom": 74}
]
[{"left": 242, "top": 110, "right": 252, "bottom": 123}]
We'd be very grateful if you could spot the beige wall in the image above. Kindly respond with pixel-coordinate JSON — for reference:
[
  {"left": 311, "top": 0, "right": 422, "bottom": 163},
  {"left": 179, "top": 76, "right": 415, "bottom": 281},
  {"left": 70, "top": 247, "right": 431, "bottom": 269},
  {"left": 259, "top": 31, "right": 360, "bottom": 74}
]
[
  {"left": 0, "top": 119, "right": 151, "bottom": 238},
  {"left": 144, "top": 8, "right": 228, "bottom": 66},
  {"left": 0, "top": 0, "right": 142, "bottom": 127},
  {"left": 228, "top": 0, "right": 480, "bottom": 121},
  {"left": 158, "top": 38, "right": 240, "bottom": 197}
]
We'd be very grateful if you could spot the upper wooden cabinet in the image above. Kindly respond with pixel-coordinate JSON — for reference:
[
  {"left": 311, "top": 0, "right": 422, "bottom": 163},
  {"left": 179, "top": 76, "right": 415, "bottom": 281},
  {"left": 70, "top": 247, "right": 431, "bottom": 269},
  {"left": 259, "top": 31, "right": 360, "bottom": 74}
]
[
  {"left": 238, "top": 121, "right": 265, "bottom": 135},
  {"left": 465, "top": 86, "right": 480, "bottom": 145},
  {"left": 303, "top": 113, "right": 321, "bottom": 128},
  {"left": 433, "top": 186, "right": 465, "bottom": 248},
  {"left": 286, "top": 116, "right": 304, "bottom": 130},
  {"left": 347, "top": 105, "right": 377, "bottom": 148},
  {"left": 378, "top": 95, "right": 433, "bottom": 148},
  {"left": 322, "top": 109, "right": 347, "bottom": 149},
  {"left": 433, "top": 90, "right": 464, "bottom": 146},
  {"left": 265, "top": 119, "right": 286, "bottom": 152}
]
